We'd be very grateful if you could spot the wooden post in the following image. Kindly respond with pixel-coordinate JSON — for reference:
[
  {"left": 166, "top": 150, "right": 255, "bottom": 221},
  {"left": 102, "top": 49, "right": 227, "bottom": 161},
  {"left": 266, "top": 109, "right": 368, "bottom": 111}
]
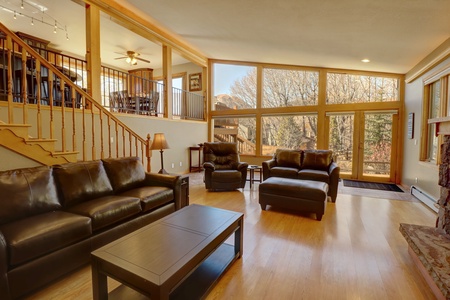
[{"left": 85, "top": 4, "right": 102, "bottom": 103}]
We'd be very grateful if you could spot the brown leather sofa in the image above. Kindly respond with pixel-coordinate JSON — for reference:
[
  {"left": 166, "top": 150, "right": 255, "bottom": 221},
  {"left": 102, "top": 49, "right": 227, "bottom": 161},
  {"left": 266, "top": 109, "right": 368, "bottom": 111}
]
[
  {"left": 203, "top": 142, "right": 248, "bottom": 190},
  {"left": 0, "top": 156, "right": 183, "bottom": 299},
  {"left": 262, "top": 149, "right": 340, "bottom": 202}
]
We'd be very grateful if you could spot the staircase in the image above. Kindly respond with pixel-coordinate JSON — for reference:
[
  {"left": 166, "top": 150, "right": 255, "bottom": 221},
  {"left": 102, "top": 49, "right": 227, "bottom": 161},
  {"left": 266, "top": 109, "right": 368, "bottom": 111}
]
[
  {"left": 0, "top": 124, "right": 77, "bottom": 165},
  {"left": 0, "top": 22, "right": 151, "bottom": 171}
]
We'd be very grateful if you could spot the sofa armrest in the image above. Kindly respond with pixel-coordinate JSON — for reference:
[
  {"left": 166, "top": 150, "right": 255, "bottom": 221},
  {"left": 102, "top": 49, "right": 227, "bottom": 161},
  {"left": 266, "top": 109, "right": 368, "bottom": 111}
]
[
  {"left": 144, "top": 173, "right": 183, "bottom": 210},
  {"left": 0, "top": 230, "right": 11, "bottom": 299},
  {"left": 203, "top": 162, "right": 215, "bottom": 171},
  {"left": 328, "top": 162, "right": 340, "bottom": 203},
  {"left": 236, "top": 162, "right": 249, "bottom": 171},
  {"left": 262, "top": 159, "right": 276, "bottom": 181}
]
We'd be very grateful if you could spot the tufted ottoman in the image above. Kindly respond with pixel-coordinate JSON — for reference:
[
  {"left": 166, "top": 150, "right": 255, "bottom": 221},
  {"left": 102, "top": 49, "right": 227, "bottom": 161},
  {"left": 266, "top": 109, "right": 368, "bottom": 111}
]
[{"left": 259, "top": 177, "right": 329, "bottom": 220}]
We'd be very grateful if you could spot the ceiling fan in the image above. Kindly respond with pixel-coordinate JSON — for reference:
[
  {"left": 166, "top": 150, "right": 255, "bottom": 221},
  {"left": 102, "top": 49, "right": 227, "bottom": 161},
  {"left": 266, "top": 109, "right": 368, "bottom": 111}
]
[{"left": 114, "top": 51, "right": 150, "bottom": 65}]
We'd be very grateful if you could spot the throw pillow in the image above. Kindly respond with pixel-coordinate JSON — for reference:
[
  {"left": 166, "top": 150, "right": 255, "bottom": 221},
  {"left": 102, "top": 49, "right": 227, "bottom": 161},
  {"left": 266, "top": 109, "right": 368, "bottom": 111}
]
[
  {"left": 302, "top": 150, "right": 332, "bottom": 171},
  {"left": 275, "top": 149, "right": 302, "bottom": 168}
]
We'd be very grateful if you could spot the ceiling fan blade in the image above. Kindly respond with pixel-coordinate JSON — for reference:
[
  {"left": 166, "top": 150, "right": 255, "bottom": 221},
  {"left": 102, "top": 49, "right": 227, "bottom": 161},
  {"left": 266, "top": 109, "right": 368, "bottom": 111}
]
[
  {"left": 136, "top": 57, "right": 151, "bottom": 63},
  {"left": 114, "top": 57, "right": 127, "bottom": 60}
]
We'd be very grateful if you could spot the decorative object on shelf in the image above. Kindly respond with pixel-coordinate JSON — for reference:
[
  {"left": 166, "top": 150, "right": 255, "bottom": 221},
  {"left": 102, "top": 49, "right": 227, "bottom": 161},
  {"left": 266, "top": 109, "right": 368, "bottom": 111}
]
[
  {"left": 150, "top": 133, "right": 170, "bottom": 174},
  {"left": 115, "top": 51, "right": 150, "bottom": 65},
  {"left": 189, "top": 72, "right": 202, "bottom": 91}
]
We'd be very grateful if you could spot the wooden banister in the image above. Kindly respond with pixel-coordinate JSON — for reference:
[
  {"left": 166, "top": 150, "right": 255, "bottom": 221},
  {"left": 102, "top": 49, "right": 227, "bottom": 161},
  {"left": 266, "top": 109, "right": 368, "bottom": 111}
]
[{"left": 0, "top": 22, "right": 152, "bottom": 170}]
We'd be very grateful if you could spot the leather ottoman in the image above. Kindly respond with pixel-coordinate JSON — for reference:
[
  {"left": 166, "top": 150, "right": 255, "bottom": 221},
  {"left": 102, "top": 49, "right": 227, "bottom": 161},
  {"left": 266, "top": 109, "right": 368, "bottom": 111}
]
[{"left": 259, "top": 177, "right": 329, "bottom": 221}]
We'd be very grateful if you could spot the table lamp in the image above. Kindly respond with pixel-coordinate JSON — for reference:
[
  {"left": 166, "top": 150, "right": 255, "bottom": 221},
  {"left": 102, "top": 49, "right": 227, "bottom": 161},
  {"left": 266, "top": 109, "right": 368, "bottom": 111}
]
[{"left": 150, "top": 133, "right": 170, "bottom": 174}]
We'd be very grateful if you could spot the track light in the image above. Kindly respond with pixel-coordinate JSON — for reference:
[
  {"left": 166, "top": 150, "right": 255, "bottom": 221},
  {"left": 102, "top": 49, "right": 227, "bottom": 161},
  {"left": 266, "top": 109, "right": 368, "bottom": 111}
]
[
  {"left": 13, "top": 11, "right": 16, "bottom": 19},
  {"left": 21, "top": 0, "right": 24, "bottom": 9}
]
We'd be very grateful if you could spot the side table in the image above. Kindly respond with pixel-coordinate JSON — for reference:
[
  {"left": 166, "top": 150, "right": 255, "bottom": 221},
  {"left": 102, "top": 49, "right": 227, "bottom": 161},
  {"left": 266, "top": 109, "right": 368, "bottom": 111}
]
[
  {"left": 247, "top": 165, "right": 262, "bottom": 188},
  {"left": 180, "top": 174, "right": 189, "bottom": 208},
  {"left": 189, "top": 146, "right": 203, "bottom": 172}
]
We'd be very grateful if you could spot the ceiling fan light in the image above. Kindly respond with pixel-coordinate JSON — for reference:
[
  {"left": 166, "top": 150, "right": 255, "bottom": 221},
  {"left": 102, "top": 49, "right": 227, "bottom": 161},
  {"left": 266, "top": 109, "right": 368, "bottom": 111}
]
[
  {"left": 131, "top": 58, "right": 137, "bottom": 65},
  {"left": 126, "top": 57, "right": 131, "bottom": 63}
]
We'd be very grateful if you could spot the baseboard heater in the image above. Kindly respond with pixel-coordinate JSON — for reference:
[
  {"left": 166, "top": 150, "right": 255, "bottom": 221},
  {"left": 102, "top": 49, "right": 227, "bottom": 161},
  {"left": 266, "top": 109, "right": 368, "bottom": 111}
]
[{"left": 410, "top": 185, "right": 438, "bottom": 213}]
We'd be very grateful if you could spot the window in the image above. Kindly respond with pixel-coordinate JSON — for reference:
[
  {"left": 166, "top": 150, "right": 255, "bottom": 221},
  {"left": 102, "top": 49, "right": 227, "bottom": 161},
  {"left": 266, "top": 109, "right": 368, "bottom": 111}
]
[
  {"left": 212, "top": 63, "right": 257, "bottom": 110},
  {"left": 427, "top": 80, "right": 441, "bottom": 162},
  {"left": 262, "top": 68, "right": 318, "bottom": 107},
  {"left": 261, "top": 114, "right": 317, "bottom": 155},
  {"left": 212, "top": 117, "right": 256, "bottom": 155},
  {"left": 420, "top": 68, "right": 450, "bottom": 164},
  {"left": 327, "top": 73, "right": 399, "bottom": 104}
]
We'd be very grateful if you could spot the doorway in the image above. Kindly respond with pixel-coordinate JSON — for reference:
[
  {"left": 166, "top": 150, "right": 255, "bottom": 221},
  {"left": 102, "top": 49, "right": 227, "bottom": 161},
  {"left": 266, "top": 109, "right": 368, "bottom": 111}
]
[{"left": 327, "top": 110, "right": 398, "bottom": 183}]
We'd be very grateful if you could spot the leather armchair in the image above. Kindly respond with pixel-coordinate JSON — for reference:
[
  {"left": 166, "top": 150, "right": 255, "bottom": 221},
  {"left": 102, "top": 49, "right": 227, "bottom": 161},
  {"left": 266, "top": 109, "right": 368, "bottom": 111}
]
[{"left": 203, "top": 142, "right": 248, "bottom": 190}]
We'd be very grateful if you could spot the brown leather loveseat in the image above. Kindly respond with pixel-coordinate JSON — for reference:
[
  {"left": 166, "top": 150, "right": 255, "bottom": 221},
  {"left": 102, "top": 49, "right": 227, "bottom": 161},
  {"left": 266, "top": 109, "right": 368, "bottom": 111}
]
[
  {"left": 0, "top": 156, "right": 183, "bottom": 299},
  {"left": 262, "top": 149, "right": 340, "bottom": 202}
]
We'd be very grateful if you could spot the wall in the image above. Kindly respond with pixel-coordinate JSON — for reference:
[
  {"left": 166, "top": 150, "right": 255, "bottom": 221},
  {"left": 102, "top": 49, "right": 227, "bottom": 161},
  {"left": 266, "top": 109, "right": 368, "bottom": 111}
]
[
  {"left": 403, "top": 56, "right": 450, "bottom": 200},
  {"left": 117, "top": 115, "right": 207, "bottom": 174}
]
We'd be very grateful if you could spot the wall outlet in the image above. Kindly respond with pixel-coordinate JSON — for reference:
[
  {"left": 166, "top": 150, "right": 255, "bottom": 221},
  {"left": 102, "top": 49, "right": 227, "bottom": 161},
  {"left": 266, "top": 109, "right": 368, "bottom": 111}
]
[
  {"left": 179, "top": 162, "right": 182, "bottom": 167},
  {"left": 110, "top": 137, "right": 114, "bottom": 143},
  {"left": 415, "top": 177, "right": 418, "bottom": 183},
  {"left": 171, "top": 163, "right": 174, "bottom": 168}
]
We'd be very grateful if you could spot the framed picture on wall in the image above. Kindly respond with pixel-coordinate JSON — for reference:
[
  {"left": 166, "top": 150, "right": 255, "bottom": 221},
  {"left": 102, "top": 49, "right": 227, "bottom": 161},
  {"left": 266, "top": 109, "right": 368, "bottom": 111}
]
[
  {"left": 189, "top": 73, "right": 202, "bottom": 91},
  {"left": 408, "top": 112, "right": 414, "bottom": 139}
]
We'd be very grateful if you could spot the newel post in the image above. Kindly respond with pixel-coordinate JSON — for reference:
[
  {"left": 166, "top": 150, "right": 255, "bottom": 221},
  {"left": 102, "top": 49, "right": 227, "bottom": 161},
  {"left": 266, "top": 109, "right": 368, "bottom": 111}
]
[{"left": 146, "top": 133, "right": 152, "bottom": 172}]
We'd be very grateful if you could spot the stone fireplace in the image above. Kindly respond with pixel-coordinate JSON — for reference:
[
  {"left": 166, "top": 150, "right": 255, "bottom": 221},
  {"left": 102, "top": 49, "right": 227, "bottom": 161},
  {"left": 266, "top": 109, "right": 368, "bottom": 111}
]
[
  {"left": 438, "top": 135, "right": 450, "bottom": 234},
  {"left": 400, "top": 119, "right": 450, "bottom": 300}
]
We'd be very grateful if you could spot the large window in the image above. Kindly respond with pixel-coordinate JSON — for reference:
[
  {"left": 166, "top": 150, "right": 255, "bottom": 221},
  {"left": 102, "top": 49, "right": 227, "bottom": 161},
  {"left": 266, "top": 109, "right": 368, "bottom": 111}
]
[
  {"left": 327, "top": 73, "right": 399, "bottom": 104},
  {"left": 210, "top": 60, "right": 403, "bottom": 181},
  {"left": 262, "top": 68, "right": 319, "bottom": 107},
  {"left": 261, "top": 114, "right": 317, "bottom": 155},
  {"left": 212, "top": 64, "right": 257, "bottom": 110}
]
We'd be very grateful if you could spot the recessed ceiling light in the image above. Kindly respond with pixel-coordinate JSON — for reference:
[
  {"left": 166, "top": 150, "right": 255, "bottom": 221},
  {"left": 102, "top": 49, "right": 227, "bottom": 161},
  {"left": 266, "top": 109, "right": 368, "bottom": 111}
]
[{"left": 361, "top": 59, "right": 370, "bottom": 63}]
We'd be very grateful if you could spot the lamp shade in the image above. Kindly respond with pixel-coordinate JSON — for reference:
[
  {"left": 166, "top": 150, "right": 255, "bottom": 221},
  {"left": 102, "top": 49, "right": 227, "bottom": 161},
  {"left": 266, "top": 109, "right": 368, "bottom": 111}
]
[{"left": 150, "top": 133, "right": 170, "bottom": 150}]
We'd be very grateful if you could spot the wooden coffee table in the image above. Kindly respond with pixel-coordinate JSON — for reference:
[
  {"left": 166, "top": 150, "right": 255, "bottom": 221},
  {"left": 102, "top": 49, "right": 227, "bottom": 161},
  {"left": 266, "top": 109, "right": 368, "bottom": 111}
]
[{"left": 91, "top": 204, "right": 244, "bottom": 300}]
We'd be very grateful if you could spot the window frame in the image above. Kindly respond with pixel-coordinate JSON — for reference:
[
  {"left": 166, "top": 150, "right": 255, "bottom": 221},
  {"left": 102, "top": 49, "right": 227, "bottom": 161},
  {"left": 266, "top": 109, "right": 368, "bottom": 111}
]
[{"left": 420, "top": 67, "right": 450, "bottom": 164}]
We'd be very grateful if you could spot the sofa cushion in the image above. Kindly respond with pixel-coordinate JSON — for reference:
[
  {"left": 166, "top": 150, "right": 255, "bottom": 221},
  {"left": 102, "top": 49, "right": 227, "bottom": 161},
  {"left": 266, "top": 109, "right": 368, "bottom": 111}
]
[
  {"left": 66, "top": 196, "right": 142, "bottom": 231},
  {"left": 298, "top": 169, "right": 330, "bottom": 183},
  {"left": 302, "top": 150, "right": 332, "bottom": 171},
  {"left": 0, "top": 166, "right": 61, "bottom": 225},
  {"left": 269, "top": 166, "right": 299, "bottom": 179},
  {"left": 102, "top": 157, "right": 146, "bottom": 193},
  {"left": 120, "top": 186, "right": 174, "bottom": 212},
  {"left": 274, "top": 149, "right": 302, "bottom": 168},
  {"left": 53, "top": 160, "right": 113, "bottom": 207},
  {"left": 0, "top": 211, "right": 91, "bottom": 266},
  {"left": 212, "top": 170, "right": 242, "bottom": 182}
]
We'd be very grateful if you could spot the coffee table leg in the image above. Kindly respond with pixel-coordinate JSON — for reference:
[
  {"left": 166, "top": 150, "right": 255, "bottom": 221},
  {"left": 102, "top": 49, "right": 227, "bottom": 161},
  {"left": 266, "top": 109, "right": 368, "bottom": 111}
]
[
  {"left": 92, "top": 259, "right": 108, "bottom": 300},
  {"left": 235, "top": 218, "right": 244, "bottom": 258}
]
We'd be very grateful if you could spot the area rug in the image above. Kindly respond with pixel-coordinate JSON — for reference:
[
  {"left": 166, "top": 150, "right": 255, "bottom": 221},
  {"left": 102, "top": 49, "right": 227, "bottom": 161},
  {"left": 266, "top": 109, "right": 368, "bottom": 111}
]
[{"left": 343, "top": 179, "right": 404, "bottom": 193}]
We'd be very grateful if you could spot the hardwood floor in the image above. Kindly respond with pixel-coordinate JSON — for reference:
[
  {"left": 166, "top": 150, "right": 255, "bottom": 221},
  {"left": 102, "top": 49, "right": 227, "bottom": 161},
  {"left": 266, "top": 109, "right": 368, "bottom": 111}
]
[{"left": 25, "top": 180, "right": 437, "bottom": 300}]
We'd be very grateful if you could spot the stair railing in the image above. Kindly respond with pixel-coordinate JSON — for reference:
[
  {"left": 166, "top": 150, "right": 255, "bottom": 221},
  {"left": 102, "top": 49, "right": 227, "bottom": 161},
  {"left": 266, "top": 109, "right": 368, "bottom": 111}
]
[{"left": 0, "top": 22, "right": 153, "bottom": 171}]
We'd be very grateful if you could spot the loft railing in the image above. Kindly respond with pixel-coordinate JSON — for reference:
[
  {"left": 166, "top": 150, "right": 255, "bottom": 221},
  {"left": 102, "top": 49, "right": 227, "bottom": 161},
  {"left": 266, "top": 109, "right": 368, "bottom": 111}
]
[
  {"left": 172, "top": 86, "right": 204, "bottom": 120},
  {"left": 0, "top": 22, "right": 153, "bottom": 170},
  {"left": 101, "top": 67, "right": 165, "bottom": 116}
]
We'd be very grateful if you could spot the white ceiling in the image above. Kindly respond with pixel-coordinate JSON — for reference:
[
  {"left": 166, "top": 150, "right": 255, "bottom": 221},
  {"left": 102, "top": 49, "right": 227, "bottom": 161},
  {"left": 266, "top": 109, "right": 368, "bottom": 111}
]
[{"left": 0, "top": 0, "right": 449, "bottom": 74}]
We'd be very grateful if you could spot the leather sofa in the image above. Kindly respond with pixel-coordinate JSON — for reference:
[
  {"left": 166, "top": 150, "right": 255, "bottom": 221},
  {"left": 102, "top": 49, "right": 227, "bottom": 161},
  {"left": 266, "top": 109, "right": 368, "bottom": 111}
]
[
  {"left": 0, "top": 156, "right": 183, "bottom": 299},
  {"left": 262, "top": 149, "right": 340, "bottom": 202},
  {"left": 203, "top": 142, "right": 248, "bottom": 190}
]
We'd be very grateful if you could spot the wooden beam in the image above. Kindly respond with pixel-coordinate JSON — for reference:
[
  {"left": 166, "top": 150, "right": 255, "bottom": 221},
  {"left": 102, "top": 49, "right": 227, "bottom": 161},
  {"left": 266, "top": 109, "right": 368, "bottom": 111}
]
[{"left": 85, "top": 4, "right": 102, "bottom": 102}]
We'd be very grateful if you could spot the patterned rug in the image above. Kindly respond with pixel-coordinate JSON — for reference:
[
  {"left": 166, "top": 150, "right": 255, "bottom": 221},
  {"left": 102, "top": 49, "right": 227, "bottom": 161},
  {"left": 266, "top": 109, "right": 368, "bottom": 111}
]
[{"left": 343, "top": 179, "right": 404, "bottom": 193}]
